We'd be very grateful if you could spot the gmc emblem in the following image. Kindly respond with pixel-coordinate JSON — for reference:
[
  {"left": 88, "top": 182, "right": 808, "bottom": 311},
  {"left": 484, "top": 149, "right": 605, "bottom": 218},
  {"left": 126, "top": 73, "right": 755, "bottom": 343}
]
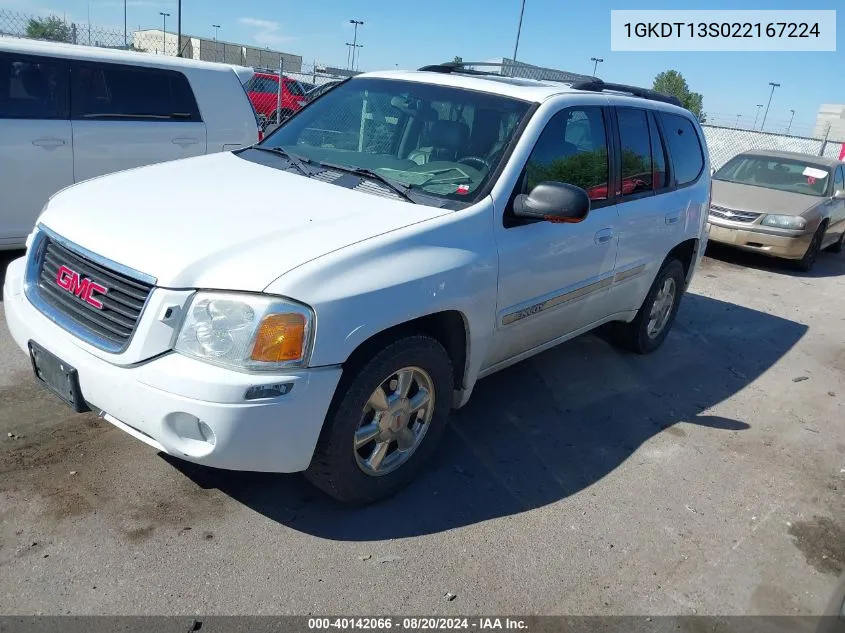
[{"left": 55, "top": 265, "right": 108, "bottom": 309}]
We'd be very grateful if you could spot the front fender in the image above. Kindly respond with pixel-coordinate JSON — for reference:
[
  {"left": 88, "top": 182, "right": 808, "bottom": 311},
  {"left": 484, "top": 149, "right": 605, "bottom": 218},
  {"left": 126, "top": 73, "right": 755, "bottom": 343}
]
[{"left": 264, "top": 205, "right": 499, "bottom": 390}]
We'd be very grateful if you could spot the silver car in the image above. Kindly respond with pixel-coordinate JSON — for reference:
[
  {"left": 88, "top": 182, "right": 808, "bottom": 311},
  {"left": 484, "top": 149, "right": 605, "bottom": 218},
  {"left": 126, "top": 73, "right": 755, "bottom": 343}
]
[{"left": 708, "top": 150, "right": 845, "bottom": 271}]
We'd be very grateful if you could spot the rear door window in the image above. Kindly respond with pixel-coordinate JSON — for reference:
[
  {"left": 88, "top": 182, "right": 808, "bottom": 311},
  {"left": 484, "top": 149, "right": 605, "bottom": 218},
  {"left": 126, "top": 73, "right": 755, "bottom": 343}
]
[
  {"left": 71, "top": 62, "right": 201, "bottom": 122},
  {"left": 616, "top": 108, "right": 653, "bottom": 197},
  {"left": 0, "top": 52, "right": 68, "bottom": 119},
  {"left": 658, "top": 112, "right": 704, "bottom": 186},
  {"left": 648, "top": 111, "right": 669, "bottom": 190}
]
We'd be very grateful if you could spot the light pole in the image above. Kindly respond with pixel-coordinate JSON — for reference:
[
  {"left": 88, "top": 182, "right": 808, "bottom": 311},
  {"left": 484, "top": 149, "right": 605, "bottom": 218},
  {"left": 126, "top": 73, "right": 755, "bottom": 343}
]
[
  {"left": 735, "top": 114, "right": 742, "bottom": 128},
  {"left": 752, "top": 104, "right": 763, "bottom": 130},
  {"left": 346, "top": 42, "right": 362, "bottom": 71},
  {"left": 760, "top": 82, "right": 780, "bottom": 131},
  {"left": 590, "top": 57, "right": 604, "bottom": 77},
  {"left": 349, "top": 19, "right": 363, "bottom": 71},
  {"left": 212, "top": 24, "right": 221, "bottom": 62},
  {"left": 176, "top": 0, "right": 182, "bottom": 57},
  {"left": 512, "top": 0, "right": 527, "bottom": 65},
  {"left": 159, "top": 11, "right": 170, "bottom": 54},
  {"left": 123, "top": 0, "right": 127, "bottom": 48},
  {"left": 787, "top": 109, "right": 795, "bottom": 135}
]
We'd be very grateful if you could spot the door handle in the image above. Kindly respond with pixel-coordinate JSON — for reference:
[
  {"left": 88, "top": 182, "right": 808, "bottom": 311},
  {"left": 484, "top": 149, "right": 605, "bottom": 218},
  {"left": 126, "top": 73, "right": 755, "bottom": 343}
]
[
  {"left": 594, "top": 228, "right": 613, "bottom": 245},
  {"left": 172, "top": 137, "right": 199, "bottom": 146},
  {"left": 32, "top": 138, "right": 67, "bottom": 148}
]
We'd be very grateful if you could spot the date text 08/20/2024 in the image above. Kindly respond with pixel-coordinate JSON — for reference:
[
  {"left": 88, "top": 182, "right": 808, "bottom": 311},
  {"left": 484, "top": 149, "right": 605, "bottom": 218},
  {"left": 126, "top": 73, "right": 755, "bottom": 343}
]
[{"left": 307, "top": 618, "right": 529, "bottom": 630}]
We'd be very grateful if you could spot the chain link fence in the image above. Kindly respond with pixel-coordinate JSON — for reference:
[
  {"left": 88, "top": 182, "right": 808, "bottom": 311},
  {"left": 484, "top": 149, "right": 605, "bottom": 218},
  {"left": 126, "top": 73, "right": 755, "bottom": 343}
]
[
  {"left": 3, "top": 8, "right": 844, "bottom": 167},
  {"left": 0, "top": 7, "right": 353, "bottom": 132},
  {"left": 702, "top": 124, "right": 845, "bottom": 171},
  {"left": 1, "top": 8, "right": 138, "bottom": 51}
]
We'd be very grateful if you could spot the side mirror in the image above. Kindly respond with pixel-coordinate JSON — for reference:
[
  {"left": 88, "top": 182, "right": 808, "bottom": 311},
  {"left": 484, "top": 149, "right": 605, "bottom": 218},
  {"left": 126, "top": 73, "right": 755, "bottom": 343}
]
[
  {"left": 513, "top": 182, "right": 591, "bottom": 223},
  {"left": 833, "top": 189, "right": 845, "bottom": 200}
]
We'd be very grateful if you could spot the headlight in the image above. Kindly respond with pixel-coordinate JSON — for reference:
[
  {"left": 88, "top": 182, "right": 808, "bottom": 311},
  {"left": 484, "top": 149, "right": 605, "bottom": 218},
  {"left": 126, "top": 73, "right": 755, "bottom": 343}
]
[
  {"left": 174, "top": 292, "right": 313, "bottom": 371},
  {"left": 760, "top": 215, "right": 807, "bottom": 230}
]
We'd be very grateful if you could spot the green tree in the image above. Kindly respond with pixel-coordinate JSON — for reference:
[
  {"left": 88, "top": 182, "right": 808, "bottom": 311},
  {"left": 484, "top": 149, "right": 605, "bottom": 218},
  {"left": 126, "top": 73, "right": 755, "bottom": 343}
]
[
  {"left": 26, "top": 16, "right": 71, "bottom": 43},
  {"left": 652, "top": 70, "right": 706, "bottom": 121}
]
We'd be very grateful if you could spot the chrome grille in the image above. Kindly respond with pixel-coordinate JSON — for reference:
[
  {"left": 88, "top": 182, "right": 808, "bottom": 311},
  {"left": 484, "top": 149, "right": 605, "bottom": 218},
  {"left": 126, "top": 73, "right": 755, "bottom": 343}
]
[
  {"left": 26, "top": 230, "right": 154, "bottom": 353},
  {"left": 709, "top": 205, "right": 761, "bottom": 223}
]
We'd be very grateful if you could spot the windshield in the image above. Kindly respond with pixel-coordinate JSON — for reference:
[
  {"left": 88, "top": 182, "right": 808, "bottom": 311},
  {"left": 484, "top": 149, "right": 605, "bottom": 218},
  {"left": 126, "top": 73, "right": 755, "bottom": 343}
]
[
  {"left": 286, "top": 79, "right": 306, "bottom": 96},
  {"left": 260, "top": 77, "right": 532, "bottom": 202},
  {"left": 714, "top": 155, "right": 831, "bottom": 197}
]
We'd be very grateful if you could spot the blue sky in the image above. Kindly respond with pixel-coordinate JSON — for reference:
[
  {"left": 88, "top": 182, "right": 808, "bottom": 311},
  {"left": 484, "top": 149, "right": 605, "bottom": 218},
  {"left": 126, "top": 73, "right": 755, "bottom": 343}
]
[{"left": 4, "top": 0, "right": 842, "bottom": 135}]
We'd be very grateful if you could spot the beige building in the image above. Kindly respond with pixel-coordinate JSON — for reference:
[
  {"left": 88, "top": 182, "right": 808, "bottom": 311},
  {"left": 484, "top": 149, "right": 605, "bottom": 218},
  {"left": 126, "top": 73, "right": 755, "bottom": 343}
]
[
  {"left": 132, "top": 29, "right": 302, "bottom": 72},
  {"left": 814, "top": 104, "right": 845, "bottom": 140}
]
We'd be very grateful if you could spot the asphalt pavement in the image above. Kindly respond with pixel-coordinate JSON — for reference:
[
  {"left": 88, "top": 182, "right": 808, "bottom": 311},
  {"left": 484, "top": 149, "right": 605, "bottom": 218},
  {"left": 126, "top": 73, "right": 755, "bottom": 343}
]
[{"left": 0, "top": 244, "right": 843, "bottom": 615}]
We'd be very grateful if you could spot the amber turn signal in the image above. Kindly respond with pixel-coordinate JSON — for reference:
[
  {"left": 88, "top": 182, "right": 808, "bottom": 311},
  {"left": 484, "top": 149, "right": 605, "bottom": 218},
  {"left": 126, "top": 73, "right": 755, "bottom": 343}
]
[{"left": 250, "top": 313, "right": 306, "bottom": 362}]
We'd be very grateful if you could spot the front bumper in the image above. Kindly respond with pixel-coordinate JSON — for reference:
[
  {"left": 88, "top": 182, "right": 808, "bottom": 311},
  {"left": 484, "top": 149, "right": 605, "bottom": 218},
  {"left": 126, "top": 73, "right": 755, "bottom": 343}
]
[
  {"left": 706, "top": 220, "right": 812, "bottom": 260},
  {"left": 3, "top": 256, "right": 342, "bottom": 473}
]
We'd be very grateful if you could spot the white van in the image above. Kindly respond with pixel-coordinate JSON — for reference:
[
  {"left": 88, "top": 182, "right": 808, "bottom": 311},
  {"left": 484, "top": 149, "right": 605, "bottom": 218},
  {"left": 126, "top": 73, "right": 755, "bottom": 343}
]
[{"left": 0, "top": 37, "right": 259, "bottom": 250}]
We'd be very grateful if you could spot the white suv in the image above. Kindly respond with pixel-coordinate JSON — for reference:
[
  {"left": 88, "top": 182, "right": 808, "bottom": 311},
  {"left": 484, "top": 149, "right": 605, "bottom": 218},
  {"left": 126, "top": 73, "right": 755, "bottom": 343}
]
[
  {"left": 3, "top": 63, "right": 711, "bottom": 504},
  {"left": 0, "top": 37, "right": 260, "bottom": 250}
]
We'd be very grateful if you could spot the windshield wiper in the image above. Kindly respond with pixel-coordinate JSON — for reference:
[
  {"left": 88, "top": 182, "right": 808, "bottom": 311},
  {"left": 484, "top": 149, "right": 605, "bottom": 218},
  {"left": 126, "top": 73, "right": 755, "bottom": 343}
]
[
  {"left": 251, "top": 146, "right": 312, "bottom": 176},
  {"left": 317, "top": 162, "right": 416, "bottom": 203}
]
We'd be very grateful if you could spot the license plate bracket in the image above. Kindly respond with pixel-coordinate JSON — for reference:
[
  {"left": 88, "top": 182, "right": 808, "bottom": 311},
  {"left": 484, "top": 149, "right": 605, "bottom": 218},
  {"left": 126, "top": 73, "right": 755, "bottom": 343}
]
[{"left": 28, "top": 340, "right": 90, "bottom": 413}]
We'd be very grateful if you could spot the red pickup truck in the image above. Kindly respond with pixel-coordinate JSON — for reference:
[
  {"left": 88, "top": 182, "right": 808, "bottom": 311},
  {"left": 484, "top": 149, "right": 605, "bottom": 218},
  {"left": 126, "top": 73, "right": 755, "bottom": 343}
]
[{"left": 245, "top": 72, "right": 309, "bottom": 123}]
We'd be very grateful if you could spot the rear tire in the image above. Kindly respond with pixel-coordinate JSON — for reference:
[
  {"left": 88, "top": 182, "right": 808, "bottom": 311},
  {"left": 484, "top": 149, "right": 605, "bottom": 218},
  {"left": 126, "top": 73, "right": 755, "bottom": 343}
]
[
  {"left": 305, "top": 335, "right": 453, "bottom": 505},
  {"left": 611, "top": 259, "right": 685, "bottom": 355}
]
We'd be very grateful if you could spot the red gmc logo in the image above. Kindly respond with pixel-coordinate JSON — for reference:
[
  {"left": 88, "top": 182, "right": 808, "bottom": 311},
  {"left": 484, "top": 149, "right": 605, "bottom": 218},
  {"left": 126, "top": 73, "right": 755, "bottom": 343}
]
[{"left": 55, "top": 265, "right": 108, "bottom": 309}]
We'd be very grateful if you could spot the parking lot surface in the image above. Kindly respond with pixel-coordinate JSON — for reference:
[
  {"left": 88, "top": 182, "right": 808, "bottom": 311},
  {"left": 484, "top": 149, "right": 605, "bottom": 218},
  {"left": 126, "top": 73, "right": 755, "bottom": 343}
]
[{"left": 1, "top": 245, "right": 843, "bottom": 615}]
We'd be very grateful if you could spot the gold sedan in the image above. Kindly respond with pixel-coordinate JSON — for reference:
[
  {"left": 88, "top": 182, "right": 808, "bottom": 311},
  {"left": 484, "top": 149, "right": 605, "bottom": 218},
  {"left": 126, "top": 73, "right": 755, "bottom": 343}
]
[{"left": 708, "top": 150, "right": 845, "bottom": 271}]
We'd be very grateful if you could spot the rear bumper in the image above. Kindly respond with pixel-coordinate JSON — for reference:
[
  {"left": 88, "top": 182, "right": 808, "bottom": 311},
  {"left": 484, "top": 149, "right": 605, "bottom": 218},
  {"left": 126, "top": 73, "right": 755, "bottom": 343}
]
[
  {"left": 706, "top": 220, "right": 812, "bottom": 260},
  {"left": 3, "top": 255, "right": 342, "bottom": 473}
]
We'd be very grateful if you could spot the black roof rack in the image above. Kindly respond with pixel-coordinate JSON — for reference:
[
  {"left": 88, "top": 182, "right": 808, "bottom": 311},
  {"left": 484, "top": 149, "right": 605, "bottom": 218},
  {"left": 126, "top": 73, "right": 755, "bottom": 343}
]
[
  {"left": 569, "top": 79, "right": 682, "bottom": 107},
  {"left": 417, "top": 61, "right": 595, "bottom": 83},
  {"left": 418, "top": 62, "right": 504, "bottom": 75},
  {"left": 416, "top": 62, "right": 683, "bottom": 107}
]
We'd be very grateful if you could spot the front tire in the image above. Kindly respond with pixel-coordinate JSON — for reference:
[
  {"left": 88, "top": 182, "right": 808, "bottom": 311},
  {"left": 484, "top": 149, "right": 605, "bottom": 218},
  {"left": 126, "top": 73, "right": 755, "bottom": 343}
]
[
  {"left": 305, "top": 335, "right": 453, "bottom": 505},
  {"left": 612, "top": 259, "right": 685, "bottom": 354},
  {"left": 795, "top": 223, "right": 826, "bottom": 272},
  {"left": 824, "top": 227, "right": 844, "bottom": 254}
]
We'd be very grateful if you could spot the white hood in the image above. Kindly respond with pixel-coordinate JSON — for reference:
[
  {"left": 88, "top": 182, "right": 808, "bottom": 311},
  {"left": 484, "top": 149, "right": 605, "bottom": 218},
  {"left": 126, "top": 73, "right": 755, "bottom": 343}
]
[{"left": 39, "top": 152, "right": 448, "bottom": 291}]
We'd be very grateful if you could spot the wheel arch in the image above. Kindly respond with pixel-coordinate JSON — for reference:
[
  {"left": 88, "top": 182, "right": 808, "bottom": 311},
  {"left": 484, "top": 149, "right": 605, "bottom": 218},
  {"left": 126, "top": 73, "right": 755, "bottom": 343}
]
[
  {"left": 665, "top": 237, "right": 699, "bottom": 287},
  {"left": 335, "top": 310, "right": 471, "bottom": 402}
]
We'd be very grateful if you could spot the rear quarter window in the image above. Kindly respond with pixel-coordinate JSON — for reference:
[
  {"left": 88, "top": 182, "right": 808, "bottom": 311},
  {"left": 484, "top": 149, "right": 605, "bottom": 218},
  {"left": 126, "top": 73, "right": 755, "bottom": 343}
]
[
  {"left": 658, "top": 112, "right": 704, "bottom": 186},
  {"left": 71, "top": 62, "right": 201, "bottom": 122}
]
